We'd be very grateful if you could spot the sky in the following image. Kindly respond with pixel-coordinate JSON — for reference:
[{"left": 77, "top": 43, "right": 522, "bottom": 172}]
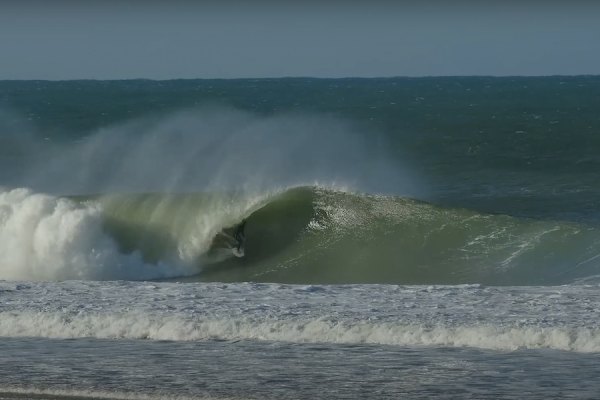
[{"left": 1, "top": 0, "right": 599, "bottom": 79}]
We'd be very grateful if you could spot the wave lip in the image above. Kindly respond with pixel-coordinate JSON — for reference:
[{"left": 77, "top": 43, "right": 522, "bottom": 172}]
[{"left": 2, "top": 281, "right": 600, "bottom": 353}]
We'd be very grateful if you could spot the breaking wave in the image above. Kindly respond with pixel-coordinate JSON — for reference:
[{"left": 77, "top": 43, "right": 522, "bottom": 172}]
[
  {"left": 2, "top": 311, "right": 599, "bottom": 352},
  {"left": 1, "top": 185, "right": 600, "bottom": 285},
  {"left": 1, "top": 281, "right": 599, "bottom": 353}
]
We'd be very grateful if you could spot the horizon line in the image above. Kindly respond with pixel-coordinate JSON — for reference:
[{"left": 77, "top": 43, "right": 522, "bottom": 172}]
[{"left": 2, "top": 74, "right": 599, "bottom": 82}]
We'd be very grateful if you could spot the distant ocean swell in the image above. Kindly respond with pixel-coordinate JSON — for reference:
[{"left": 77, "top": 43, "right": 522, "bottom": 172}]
[{"left": 1, "top": 185, "right": 600, "bottom": 285}]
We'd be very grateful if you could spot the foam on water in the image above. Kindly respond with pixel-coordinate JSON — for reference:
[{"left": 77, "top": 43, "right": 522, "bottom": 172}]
[
  {"left": 2, "top": 311, "right": 598, "bottom": 352},
  {"left": 0, "top": 187, "right": 274, "bottom": 281},
  {"left": 1, "top": 280, "right": 599, "bottom": 353},
  {"left": 0, "top": 188, "right": 190, "bottom": 281}
]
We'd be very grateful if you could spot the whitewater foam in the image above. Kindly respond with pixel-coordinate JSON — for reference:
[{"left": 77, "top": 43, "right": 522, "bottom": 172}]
[
  {"left": 0, "top": 188, "right": 202, "bottom": 281},
  {"left": 2, "top": 280, "right": 600, "bottom": 352},
  {"left": 2, "top": 311, "right": 598, "bottom": 352}
]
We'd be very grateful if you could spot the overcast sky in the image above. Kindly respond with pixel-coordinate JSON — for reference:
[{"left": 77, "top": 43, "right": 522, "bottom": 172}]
[{"left": 1, "top": 0, "right": 599, "bottom": 79}]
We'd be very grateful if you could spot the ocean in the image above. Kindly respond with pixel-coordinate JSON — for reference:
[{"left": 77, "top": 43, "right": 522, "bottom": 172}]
[{"left": 1, "top": 76, "right": 600, "bottom": 399}]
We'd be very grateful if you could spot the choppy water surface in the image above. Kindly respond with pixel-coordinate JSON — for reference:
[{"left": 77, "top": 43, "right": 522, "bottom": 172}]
[
  {"left": 2, "top": 337, "right": 600, "bottom": 400},
  {"left": 1, "top": 281, "right": 600, "bottom": 398}
]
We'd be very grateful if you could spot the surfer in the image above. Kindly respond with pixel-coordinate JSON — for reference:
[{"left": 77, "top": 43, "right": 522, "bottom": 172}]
[{"left": 233, "top": 219, "right": 246, "bottom": 255}]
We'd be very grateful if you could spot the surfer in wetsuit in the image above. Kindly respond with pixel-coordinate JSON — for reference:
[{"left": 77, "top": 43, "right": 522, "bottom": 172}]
[{"left": 233, "top": 219, "right": 246, "bottom": 253}]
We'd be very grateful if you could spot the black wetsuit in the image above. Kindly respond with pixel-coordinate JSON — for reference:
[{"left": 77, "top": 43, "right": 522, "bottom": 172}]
[{"left": 234, "top": 219, "right": 246, "bottom": 251}]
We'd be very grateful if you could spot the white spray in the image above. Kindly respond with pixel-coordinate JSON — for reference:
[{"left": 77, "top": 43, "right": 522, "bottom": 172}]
[{"left": 0, "top": 188, "right": 194, "bottom": 281}]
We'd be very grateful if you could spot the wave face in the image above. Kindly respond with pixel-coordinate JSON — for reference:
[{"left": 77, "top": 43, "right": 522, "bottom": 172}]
[
  {"left": 202, "top": 187, "right": 600, "bottom": 285},
  {"left": 2, "top": 186, "right": 600, "bottom": 285}
]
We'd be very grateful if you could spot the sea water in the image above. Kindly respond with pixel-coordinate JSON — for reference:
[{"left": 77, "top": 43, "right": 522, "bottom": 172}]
[{"left": 1, "top": 77, "right": 600, "bottom": 399}]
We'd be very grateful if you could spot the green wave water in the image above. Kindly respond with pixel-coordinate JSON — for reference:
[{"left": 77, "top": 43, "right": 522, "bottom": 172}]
[{"left": 84, "top": 186, "right": 600, "bottom": 285}]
